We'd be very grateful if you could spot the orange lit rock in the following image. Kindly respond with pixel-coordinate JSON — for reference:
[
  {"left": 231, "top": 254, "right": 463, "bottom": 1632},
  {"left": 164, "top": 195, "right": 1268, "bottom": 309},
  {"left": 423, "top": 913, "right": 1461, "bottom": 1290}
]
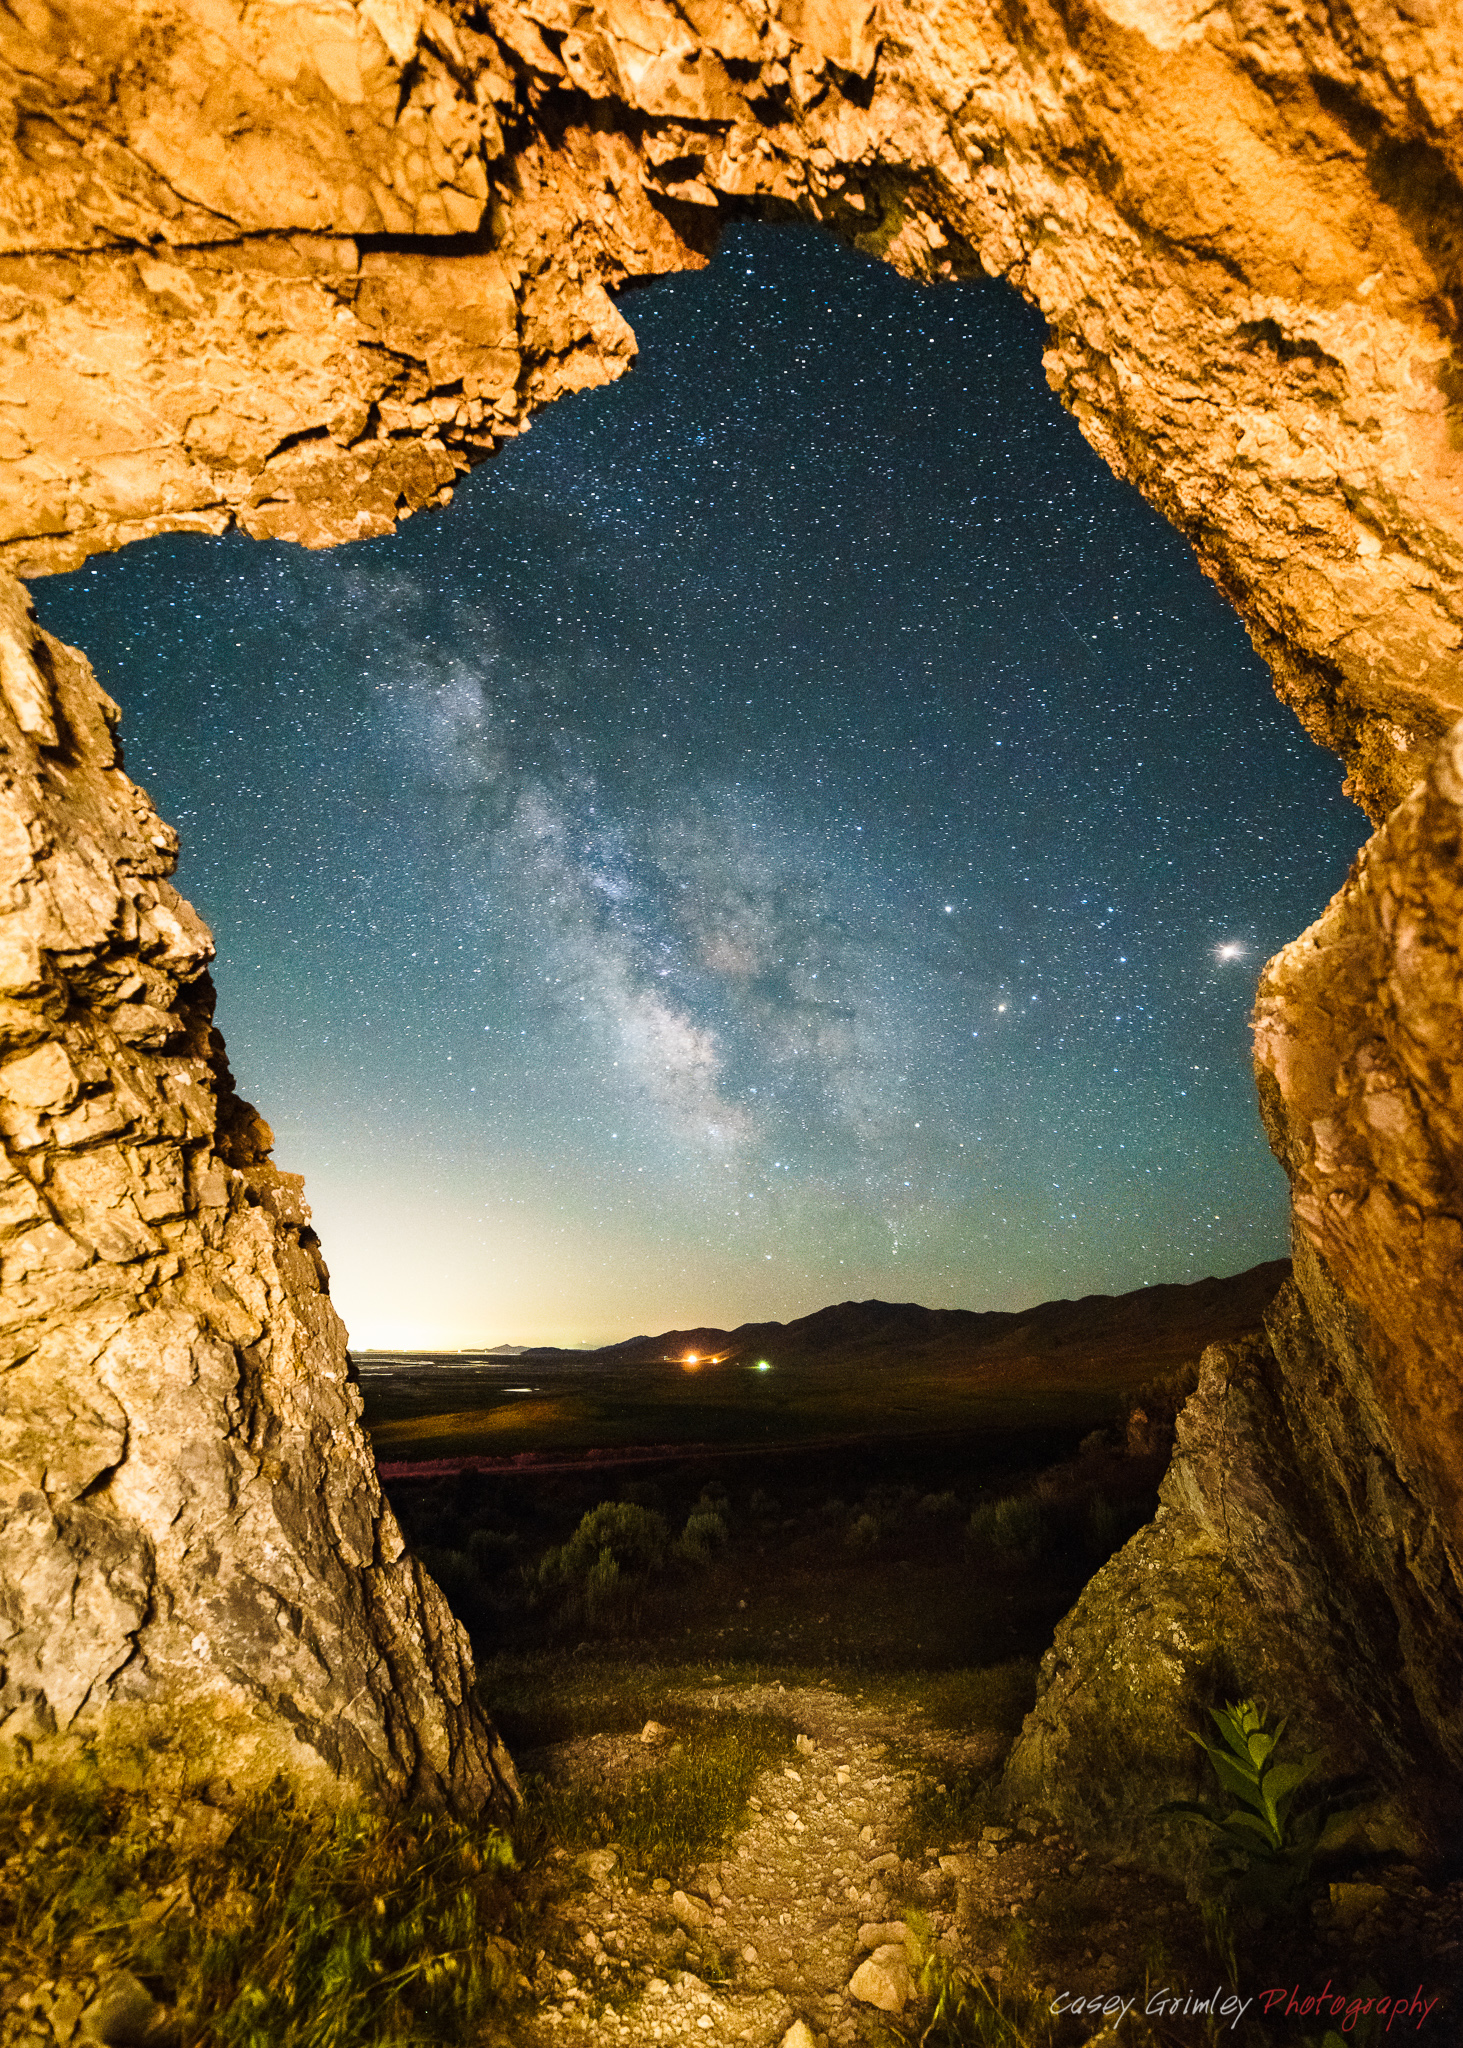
[
  {"left": 1255, "top": 722, "right": 1463, "bottom": 1579},
  {"left": 1, "top": 0, "right": 1461, "bottom": 815}
]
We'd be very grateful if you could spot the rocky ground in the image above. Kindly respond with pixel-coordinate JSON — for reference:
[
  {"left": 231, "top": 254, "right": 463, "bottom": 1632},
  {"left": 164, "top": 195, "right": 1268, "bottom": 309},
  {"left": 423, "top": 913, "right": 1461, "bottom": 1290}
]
[
  {"left": 513, "top": 1679, "right": 1210, "bottom": 2047},
  {"left": 3, "top": 1675, "right": 1460, "bottom": 2046}
]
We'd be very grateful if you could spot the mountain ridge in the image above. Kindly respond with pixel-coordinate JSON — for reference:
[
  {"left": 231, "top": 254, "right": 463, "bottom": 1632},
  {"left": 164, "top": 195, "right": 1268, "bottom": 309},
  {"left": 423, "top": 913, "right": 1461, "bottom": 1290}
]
[{"left": 483, "top": 1259, "right": 1291, "bottom": 1371}]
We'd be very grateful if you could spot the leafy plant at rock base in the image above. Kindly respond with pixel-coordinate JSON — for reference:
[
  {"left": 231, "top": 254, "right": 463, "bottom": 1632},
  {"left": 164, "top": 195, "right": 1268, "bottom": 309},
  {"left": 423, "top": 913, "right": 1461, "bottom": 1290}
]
[
  {"left": 1160, "top": 1699, "right": 1328, "bottom": 1913},
  {"left": 1297, "top": 1979, "right": 1387, "bottom": 2048}
]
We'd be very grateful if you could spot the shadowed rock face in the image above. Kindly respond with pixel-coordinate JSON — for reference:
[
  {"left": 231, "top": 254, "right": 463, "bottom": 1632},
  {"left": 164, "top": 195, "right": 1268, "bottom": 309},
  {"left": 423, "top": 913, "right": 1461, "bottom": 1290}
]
[
  {"left": 0, "top": 574, "right": 518, "bottom": 1814},
  {"left": 0, "top": 0, "right": 1461, "bottom": 1820},
  {"left": 1002, "top": 1255, "right": 1463, "bottom": 1861}
]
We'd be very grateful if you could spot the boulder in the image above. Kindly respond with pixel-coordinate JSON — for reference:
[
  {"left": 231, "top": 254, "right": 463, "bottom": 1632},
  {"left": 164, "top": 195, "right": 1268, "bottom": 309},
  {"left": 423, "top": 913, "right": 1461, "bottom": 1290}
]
[{"left": 849, "top": 1943, "right": 913, "bottom": 2012}]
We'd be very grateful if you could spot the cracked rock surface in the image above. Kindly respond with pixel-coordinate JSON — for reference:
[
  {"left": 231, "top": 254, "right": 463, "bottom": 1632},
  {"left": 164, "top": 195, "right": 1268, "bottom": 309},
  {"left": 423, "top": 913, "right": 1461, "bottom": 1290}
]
[
  {"left": 0, "top": 568, "right": 515, "bottom": 1813},
  {"left": 2, "top": 0, "right": 1461, "bottom": 815}
]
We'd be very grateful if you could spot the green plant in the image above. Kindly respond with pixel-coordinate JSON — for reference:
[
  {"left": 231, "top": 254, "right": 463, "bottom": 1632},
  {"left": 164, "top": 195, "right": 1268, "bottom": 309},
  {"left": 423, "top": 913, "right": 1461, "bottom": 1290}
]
[
  {"left": 918, "top": 1492, "right": 960, "bottom": 1518},
  {"left": 967, "top": 1497, "right": 1046, "bottom": 1563},
  {"left": 902, "top": 1914, "right": 1052, "bottom": 2046},
  {"left": 677, "top": 1508, "right": 729, "bottom": 1565},
  {"left": 1161, "top": 1699, "right": 1326, "bottom": 1911},
  {"left": 1298, "top": 1978, "right": 1387, "bottom": 2048},
  {"left": 523, "top": 1709, "right": 792, "bottom": 1876},
  {"left": 1085, "top": 1492, "right": 1123, "bottom": 1555},
  {"left": 0, "top": 1769, "right": 521, "bottom": 2047},
  {"left": 533, "top": 1501, "right": 670, "bottom": 1627},
  {"left": 192, "top": 1795, "right": 518, "bottom": 2045}
]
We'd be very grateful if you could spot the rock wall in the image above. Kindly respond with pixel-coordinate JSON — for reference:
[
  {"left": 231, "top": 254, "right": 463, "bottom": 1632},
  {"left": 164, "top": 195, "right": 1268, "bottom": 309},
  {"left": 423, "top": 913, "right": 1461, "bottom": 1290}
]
[
  {"left": 1002, "top": 1253, "right": 1463, "bottom": 1864},
  {"left": 1006, "top": 731, "right": 1463, "bottom": 1858},
  {"left": 1255, "top": 721, "right": 1463, "bottom": 1570},
  {"left": 1, "top": 0, "right": 1461, "bottom": 815},
  {"left": 0, "top": 571, "right": 517, "bottom": 1814}
]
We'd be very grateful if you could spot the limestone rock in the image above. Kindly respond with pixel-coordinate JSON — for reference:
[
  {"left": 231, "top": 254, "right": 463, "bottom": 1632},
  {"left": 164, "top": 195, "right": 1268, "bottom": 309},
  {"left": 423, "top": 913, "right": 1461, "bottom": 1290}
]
[
  {"left": 856, "top": 1919, "right": 908, "bottom": 1950},
  {"left": 78, "top": 1971, "right": 161, "bottom": 2046},
  {"left": 779, "top": 2024, "right": 818, "bottom": 2048},
  {"left": 0, "top": 571, "right": 515, "bottom": 1814},
  {"left": 1254, "top": 725, "right": 1463, "bottom": 1572},
  {"left": 0, "top": 1, "right": 1460, "bottom": 815},
  {"left": 848, "top": 1942, "right": 912, "bottom": 2011},
  {"left": 1001, "top": 1302, "right": 1463, "bottom": 1867},
  {"left": 1329, "top": 1881, "right": 1392, "bottom": 1926}
]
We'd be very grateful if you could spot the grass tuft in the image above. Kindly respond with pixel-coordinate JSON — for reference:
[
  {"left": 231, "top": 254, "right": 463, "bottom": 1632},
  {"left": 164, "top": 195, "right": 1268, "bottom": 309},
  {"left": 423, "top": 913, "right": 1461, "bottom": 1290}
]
[
  {"left": 876, "top": 1915, "right": 1057, "bottom": 2046},
  {"left": 0, "top": 1768, "right": 520, "bottom": 2047},
  {"left": 520, "top": 1708, "right": 794, "bottom": 1878},
  {"left": 899, "top": 1768, "right": 1005, "bottom": 1859}
]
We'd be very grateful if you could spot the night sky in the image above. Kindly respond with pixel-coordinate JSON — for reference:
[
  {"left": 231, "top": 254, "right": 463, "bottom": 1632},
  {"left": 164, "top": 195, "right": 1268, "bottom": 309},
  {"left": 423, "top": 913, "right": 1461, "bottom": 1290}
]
[{"left": 31, "top": 226, "right": 1365, "bottom": 1349}]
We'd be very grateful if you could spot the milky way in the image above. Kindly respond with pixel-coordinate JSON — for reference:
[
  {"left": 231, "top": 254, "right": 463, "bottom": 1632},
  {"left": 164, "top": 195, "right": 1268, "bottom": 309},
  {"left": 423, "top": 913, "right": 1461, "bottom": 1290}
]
[{"left": 31, "top": 227, "right": 1366, "bottom": 1345}]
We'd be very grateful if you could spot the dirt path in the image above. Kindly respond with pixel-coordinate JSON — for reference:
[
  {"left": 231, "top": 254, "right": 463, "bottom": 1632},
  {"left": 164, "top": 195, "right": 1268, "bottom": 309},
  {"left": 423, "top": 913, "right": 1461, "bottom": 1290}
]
[
  {"left": 517, "top": 1680, "right": 1013, "bottom": 2047},
  {"left": 514, "top": 1677, "right": 1463, "bottom": 2048}
]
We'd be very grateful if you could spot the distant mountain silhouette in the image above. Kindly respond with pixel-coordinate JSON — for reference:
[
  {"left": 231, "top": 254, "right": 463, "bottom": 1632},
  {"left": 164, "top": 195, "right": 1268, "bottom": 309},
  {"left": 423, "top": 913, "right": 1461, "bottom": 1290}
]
[{"left": 490, "top": 1259, "right": 1291, "bottom": 1377}]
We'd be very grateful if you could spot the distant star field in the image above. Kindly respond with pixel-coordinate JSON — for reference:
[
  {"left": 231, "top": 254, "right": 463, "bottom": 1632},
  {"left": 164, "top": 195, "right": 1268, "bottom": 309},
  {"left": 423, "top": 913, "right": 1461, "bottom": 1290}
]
[{"left": 32, "top": 227, "right": 1365, "bottom": 1348}]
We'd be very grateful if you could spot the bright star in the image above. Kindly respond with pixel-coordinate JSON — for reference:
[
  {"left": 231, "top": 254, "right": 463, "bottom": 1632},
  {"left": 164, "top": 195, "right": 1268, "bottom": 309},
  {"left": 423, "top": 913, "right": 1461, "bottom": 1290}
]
[{"left": 1215, "top": 942, "right": 1246, "bottom": 962}]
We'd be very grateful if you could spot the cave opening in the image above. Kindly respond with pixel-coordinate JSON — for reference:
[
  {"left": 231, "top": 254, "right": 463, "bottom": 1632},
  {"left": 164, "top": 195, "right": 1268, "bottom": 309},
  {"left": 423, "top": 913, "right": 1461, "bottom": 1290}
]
[
  {"left": 25, "top": 224, "right": 1368, "bottom": 1351},
  {"left": 4, "top": 0, "right": 1463, "bottom": 2010},
  {"left": 28, "top": 222, "right": 1368, "bottom": 1353}
]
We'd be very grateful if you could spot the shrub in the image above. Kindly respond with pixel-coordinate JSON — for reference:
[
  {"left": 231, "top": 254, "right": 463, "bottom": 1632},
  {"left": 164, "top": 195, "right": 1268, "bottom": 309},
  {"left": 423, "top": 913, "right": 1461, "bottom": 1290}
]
[
  {"left": 967, "top": 1495, "right": 1047, "bottom": 1562},
  {"left": 537, "top": 1501, "right": 667, "bottom": 1593},
  {"left": 677, "top": 1509, "right": 729, "bottom": 1565},
  {"left": 534, "top": 1501, "right": 669, "bottom": 1626},
  {"left": 918, "top": 1491, "right": 961, "bottom": 1517},
  {"left": 845, "top": 1512, "right": 881, "bottom": 1552}
]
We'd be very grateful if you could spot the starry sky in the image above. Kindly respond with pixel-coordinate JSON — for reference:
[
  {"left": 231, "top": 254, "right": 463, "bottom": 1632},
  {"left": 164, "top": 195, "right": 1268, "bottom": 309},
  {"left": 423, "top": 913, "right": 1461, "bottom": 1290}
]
[{"left": 31, "top": 226, "right": 1366, "bottom": 1349}]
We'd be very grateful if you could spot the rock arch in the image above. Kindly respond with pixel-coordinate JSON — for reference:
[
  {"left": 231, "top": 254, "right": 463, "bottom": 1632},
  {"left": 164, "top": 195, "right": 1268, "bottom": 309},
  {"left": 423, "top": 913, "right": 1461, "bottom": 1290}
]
[{"left": 0, "top": 0, "right": 1459, "bottom": 1824}]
